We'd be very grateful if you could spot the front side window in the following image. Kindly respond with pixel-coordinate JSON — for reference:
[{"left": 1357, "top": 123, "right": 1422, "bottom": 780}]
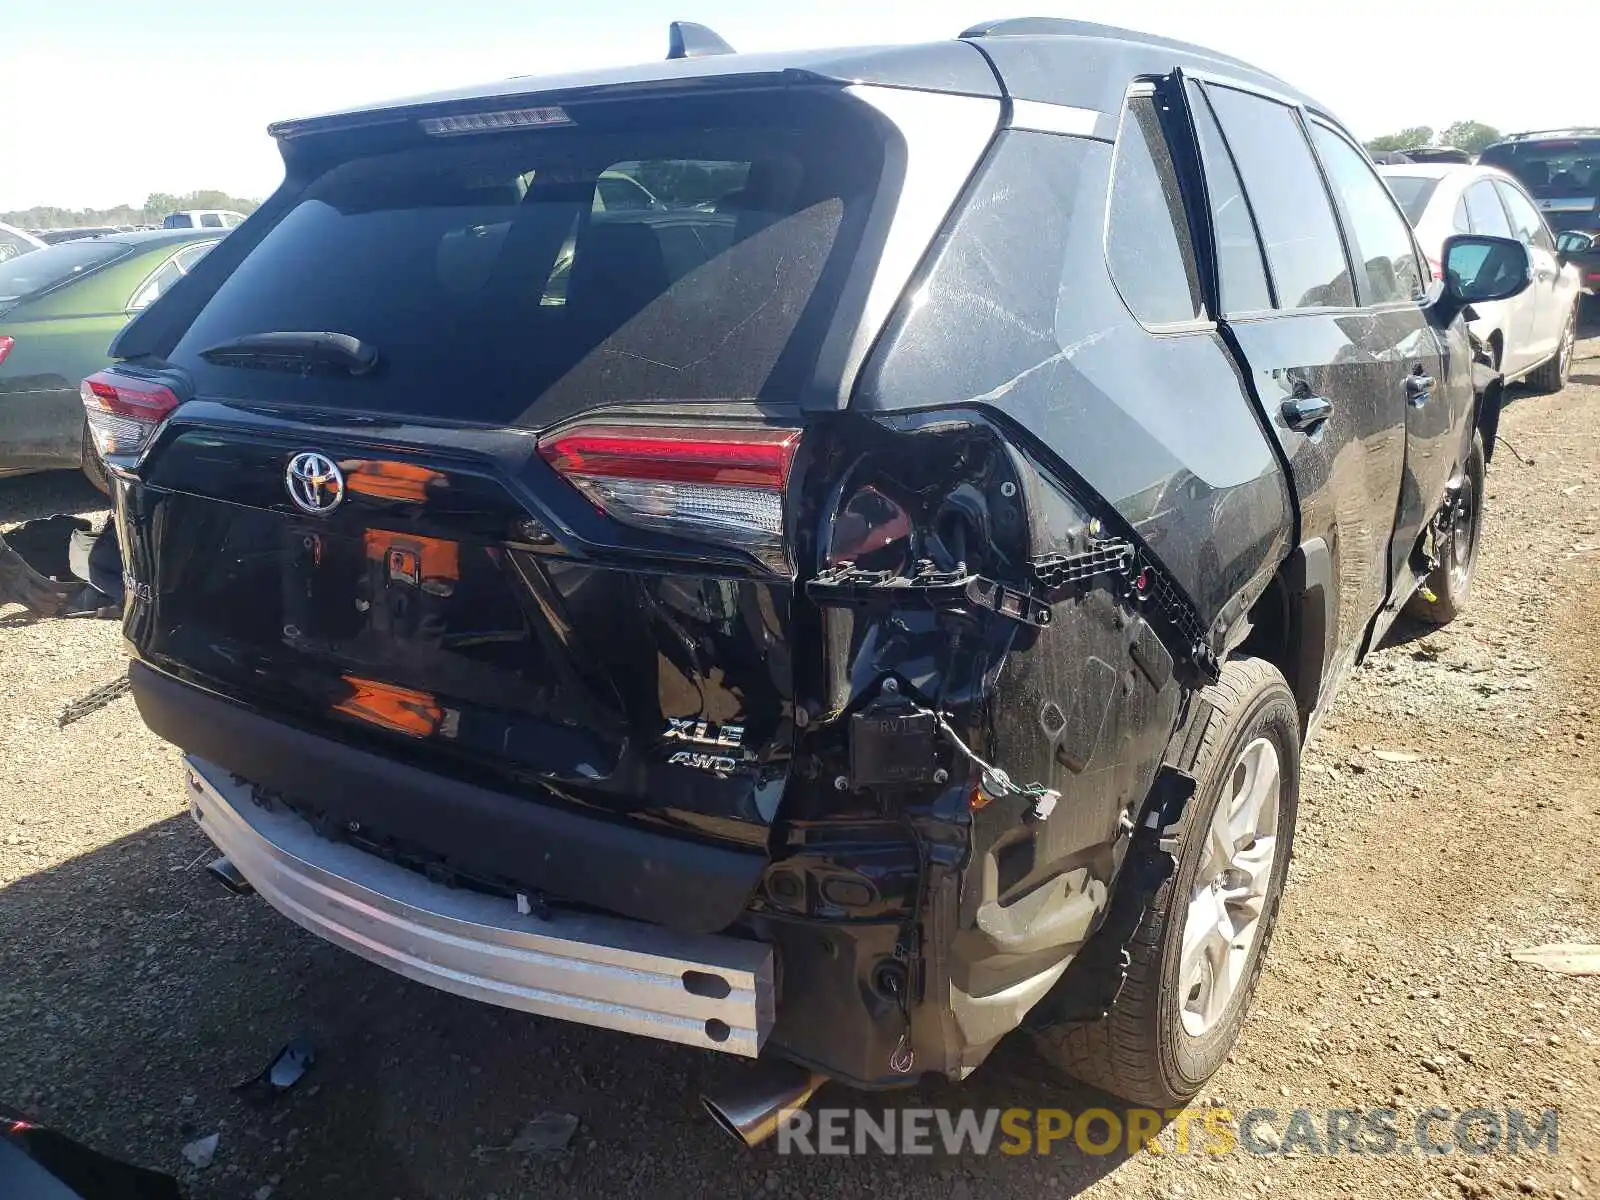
[
  {"left": 1494, "top": 182, "right": 1555, "bottom": 251},
  {"left": 1309, "top": 123, "right": 1425, "bottom": 303},
  {"left": 1105, "top": 92, "right": 1204, "bottom": 325},
  {"left": 1187, "top": 82, "right": 1272, "bottom": 314},
  {"left": 1204, "top": 85, "right": 1353, "bottom": 310},
  {"left": 1464, "top": 182, "right": 1512, "bottom": 238}
]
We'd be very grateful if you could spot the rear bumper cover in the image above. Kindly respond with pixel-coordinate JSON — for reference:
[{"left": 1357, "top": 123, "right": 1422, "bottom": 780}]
[
  {"left": 185, "top": 755, "right": 775, "bottom": 1055},
  {"left": 130, "top": 661, "right": 767, "bottom": 934}
]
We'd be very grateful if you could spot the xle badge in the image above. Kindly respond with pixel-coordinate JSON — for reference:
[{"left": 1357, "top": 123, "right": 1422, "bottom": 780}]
[{"left": 663, "top": 717, "right": 745, "bottom": 775}]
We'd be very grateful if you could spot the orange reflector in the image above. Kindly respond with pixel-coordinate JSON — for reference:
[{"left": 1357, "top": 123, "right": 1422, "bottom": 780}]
[
  {"left": 346, "top": 461, "right": 446, "bottom": 503},
  {"left": 968, "top": 784, "right": 992, "bottom": 811},
  {"left": 335, "top": 676, "right": 443, "bottom": 738},
  {"left": 362, "top": 530, "right": 460, "bottom": 581}
]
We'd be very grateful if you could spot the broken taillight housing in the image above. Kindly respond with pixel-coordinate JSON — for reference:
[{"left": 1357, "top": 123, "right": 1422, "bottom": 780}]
[
  {"left": 79, "top": 369, "right": 180, "bottom": 458},
  {"left": 538, "top": 423, "right": 801, "bottom": 571}
]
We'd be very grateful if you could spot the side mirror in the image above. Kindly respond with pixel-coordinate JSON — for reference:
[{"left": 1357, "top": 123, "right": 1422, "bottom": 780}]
[
  {"left": 1556, "top": 230, "right": 1595, "bottom": 263},
  {"left": 1433, "top": 234, "right": 1532, "bottom": 324}
]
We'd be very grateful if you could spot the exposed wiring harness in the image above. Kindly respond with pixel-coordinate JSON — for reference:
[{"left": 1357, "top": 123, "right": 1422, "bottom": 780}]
[{"left": 908, "top": 699, "right": 1059, "bottom": 820}]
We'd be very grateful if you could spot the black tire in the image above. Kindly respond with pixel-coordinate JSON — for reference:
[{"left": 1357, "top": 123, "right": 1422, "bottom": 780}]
[
  {"left": 80, "top": 421, "right": 111, "bottom": 496},
  {"left": 1405, "top": 429, "right": 1485, "bottom": 626},
  {"left": 1033, "top": 657, "right": 1300, "bottom": 1107},
  {"left": 1527, "top": 305, "right": 1575, "bottom": 394}
]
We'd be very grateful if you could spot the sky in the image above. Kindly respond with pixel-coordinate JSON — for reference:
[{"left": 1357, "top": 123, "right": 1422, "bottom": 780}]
[{"left": 1, "top": 0, "right": 1588, "bottom": 212}]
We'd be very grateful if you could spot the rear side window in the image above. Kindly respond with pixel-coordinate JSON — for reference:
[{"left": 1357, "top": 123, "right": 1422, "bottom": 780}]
[
  {"left": 1186, "top": 82, "right": 1272, "bottom": 314},
  {"left": 1452, "top": 197, "right": 1471, "bottom": 234},
  {"left": 168, "top": 94, "right": 883, "bottom": 426},
  {"left": 1494, "top": 182, "right": 1554, "bottom": 252},
  {"left": 1105, "top": 93, "right": 1204, "bottom": 325},
  {"left": 0, "top": 238, "right": 127, "bottom": 305},
  {"left": 1309, "top": 124, "right": 1425, "bottom": 303},
  {"left": 1203, "top": 85, "right": 1354, "bottom": 310},
  {"left": 1464, "top": 182, "right": 1512, "bottom": 238},
  {"left": 199, "top": 213, "right": 224, "bottom": 228}
]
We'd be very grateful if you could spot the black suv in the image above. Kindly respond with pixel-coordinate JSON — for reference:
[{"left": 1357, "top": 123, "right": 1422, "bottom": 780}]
[{"left": 90, "top": 18, "right": 1530, "bottom": 1138}]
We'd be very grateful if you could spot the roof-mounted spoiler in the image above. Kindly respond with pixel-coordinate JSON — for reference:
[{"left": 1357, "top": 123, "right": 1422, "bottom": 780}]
[{"left": 668, "top": 21, "right": 735, "bottom": 59}]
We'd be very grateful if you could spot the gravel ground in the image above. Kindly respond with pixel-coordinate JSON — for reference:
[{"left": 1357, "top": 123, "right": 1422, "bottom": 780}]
[{"left": 2, "top": 320, "right": 1598, "bottom": 1200}]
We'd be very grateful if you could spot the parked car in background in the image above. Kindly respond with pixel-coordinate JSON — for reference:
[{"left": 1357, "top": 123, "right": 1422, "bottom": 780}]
[
  {"left": 1478, "top": 129, "right": 1600, "bottom": 234},
  {"left": 0, "top": 229, "right": 220, "bottom": 488},
  {"left": 1400, "top": 145, "right": 1473, "bottom": 165},
  {"left": 1382, "top": 163, "right": 1580, "bottom": 389},
  {"left": 100, "top": 16, "right": 1531, "bottom": 1136},
  {"left": 36, "top": 227, "right": 120, "bottom": 245},
  {"left": 0, "top": 223, "right": 45, "bottom": 263},
  {"left": 161, "top": 209, "right": 247, "bottom": 229},
  {"left": 1556, "top": 229, "right": 1600, "bottom": 298}
]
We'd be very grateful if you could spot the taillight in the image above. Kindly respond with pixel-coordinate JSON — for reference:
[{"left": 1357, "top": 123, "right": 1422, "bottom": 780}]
[
  {"left": 79, "top": 369, "right": 180, "bottom": 458},
  {"left": 0, "top": 336, "right": 12, "bottom": 367},
  {"left": 1427, "top": 257, "right": 1443, "bottom": 282},
  {"left": 538, "top": 423, "right": 801, "bottom": 570}
]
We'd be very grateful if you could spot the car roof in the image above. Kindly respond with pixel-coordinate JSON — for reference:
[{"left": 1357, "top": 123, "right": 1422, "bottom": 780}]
[
  {"left": 269, "top": 18, "right": 1321, "bottom": 142},
  {"left": 1377, "top": 163, "right": 1472, "bottom": 179},
  {"left": 93, "top": 228, "right": 225, "bottom": 251}
]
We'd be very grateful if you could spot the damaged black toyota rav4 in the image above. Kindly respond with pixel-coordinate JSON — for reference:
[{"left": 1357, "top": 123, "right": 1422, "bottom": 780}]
[{"left": 92, "top": 18, "right": 1530, "bottom": 1140}]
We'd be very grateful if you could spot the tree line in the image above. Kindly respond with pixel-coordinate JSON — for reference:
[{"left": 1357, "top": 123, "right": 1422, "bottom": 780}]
[
  {"left": 1, "top": 190, "right": 262, "bottom": 231},
  {"left": 1364, "top": 120, "right": 1502, "bottom": 156}
]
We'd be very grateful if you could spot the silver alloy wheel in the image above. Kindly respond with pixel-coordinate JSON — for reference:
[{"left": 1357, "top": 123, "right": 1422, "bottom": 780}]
[
  {"left": 1449, "top": 472, "right": 1478, "bottom": 592},
  {"left": 1179, "top": 736, "right": 1282, "bottom": 1037}
]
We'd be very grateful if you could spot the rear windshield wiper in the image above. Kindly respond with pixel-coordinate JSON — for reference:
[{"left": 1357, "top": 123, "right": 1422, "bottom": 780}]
[{"left": 199, "top": 331, "right": 379, "bottom": 377}]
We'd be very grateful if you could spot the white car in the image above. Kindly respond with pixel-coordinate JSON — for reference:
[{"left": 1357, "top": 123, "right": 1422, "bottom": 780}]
[
  {"left": 1382, "top": 164, "right": 1581, "bottom": 390},
  {"left": 161, "top": 209, "right": 247, "bottom": 230}
]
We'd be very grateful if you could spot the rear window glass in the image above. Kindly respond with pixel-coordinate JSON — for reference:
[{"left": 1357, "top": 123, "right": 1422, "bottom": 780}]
[
  {"left": 1105, "top": 93, "right": 1204, "bottom": 325},
  {"left": 1382, "top": 174, "right": 1440, "bottom": 225},
  {"left": 0, "top": 238, "right": 127, "bottom": 305},
  {"left": 169, "top": 95, "right": 883, "bottom": 426},
  {"left": 1479, "top": 138, "right": 1600, "bottom": 195}
]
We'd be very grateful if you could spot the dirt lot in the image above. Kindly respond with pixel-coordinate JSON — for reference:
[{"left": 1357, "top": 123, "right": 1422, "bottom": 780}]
[{"left": 3, "top": 323, "right": 1598, "bottom": 1200}]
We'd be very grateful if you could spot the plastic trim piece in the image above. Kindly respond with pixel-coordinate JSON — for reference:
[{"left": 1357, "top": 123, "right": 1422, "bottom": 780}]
[{"left": 184, "top": 757, "right": 776, "bottom": 1056}]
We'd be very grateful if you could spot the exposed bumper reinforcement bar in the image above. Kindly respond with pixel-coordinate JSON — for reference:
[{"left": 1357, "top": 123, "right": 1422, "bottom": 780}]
[{"left": 184, "top": 756, "right": 775, "bottom": 1056}]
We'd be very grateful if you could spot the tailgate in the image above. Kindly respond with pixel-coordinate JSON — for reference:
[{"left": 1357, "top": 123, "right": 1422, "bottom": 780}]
[{"left": 125, "top": 420, "right": 795, "bottom": 850}]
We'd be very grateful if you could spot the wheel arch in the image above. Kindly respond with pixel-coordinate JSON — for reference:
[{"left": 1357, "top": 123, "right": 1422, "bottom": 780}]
[{"left": 1233, "top": 538, "right": 1331, "bottom": 730}]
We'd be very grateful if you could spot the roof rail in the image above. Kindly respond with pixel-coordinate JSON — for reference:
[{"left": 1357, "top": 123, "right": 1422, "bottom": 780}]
[
  {"left": 668, "top": 21, "right": 735, "bottom": 60},
  {"left": 959, "top": 17, "right": 1270, "bottom": 78},
  {"left": 1498, "top": 127, "right": 1600, "bottom": 142}
]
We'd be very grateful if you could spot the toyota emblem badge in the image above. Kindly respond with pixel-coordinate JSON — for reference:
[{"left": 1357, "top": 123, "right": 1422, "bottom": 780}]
[{"left": 285, "top": 452, "right": 345, "bottom": 515}]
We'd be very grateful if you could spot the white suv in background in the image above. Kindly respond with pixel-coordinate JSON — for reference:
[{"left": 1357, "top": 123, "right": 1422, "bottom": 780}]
[
  {"left": 1382, "top": 163, "right": 1581, "bottom": 391},
  {"left": 161, "top": 209, "right": 246, "bottom": 230}
]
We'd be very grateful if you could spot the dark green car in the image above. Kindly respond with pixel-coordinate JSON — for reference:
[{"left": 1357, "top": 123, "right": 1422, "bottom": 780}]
[{"left": 0, "top": 229, "right": 221, "bottom": 487}]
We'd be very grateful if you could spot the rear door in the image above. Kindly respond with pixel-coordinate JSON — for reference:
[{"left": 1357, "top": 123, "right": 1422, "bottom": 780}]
[
  {"left": 1303, "top": 121, "right": 1452, "bottom": 592},
  {"left": 1495, "top": 180, "right": 1565, "bottom": 367},
  {"left": 1181, "top": 78, "right": 1405, "bottom": 685}
]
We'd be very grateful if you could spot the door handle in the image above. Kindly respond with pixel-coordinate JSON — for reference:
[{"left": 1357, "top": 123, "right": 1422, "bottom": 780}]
[
  {"left": 1281, "top": 395, "right": 1333, "bottom": 430},
  {"left": 1405, "top": 372, "right": 1434, "bottom": 405}
]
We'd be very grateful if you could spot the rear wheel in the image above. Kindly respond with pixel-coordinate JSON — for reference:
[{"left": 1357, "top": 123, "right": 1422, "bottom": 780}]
[
  {"left": 1528, "top": 306, "right": 1576, "bottom": 393},
  {"left": 1033, "top": 658, "right": 1300, "bottom": 1107},
  {"left": 1406, "top": 430, "right": 1485, "bottom": 626}
]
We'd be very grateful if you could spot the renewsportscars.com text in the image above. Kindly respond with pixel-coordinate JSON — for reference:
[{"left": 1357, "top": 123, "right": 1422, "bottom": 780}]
[{"left": 776, "top": 1106, "right": 1559, "bottom": 1157}]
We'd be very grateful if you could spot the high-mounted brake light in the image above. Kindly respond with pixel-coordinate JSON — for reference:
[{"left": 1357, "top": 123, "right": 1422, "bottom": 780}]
[
  {"left": 419, "top": 106, "right": 572, "bottom": 137},
  {"left": 539, "top": 424, "right": 801, "bottom": 571},
  {"left": 0, "top": 336, "right": 13, "bottom": 367},
  {"left": 79, "top": 369, "right": 180, "bottom": 458}
]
